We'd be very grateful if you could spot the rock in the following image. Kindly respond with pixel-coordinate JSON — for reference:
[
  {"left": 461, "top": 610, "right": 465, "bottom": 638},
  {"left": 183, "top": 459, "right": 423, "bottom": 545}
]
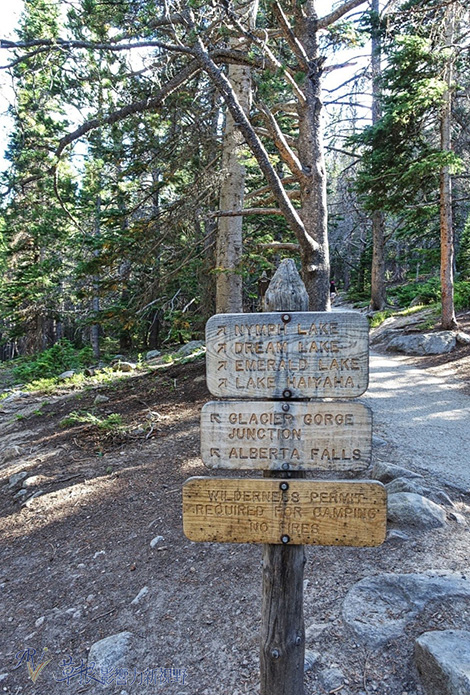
[
  {"left": 35, "top": 616, "right": 45, "bottom": 627},
  {"left": 2, "top": 446, "right": 23, "bottom": 464},
  {"left": 386, "top": 529, "right": 410, "bottom": 543},
  {"left": 13, "top": 489, "right": 28, "bottom": 499},
  {"left": 94, "top": 394, "right": 110, "bottom": 405},
  {"left": 84, "top": 367, "right": 96, "bottom": 377},
  {"left": 150, "top": 535, "right": 164, "bottom": 548},
  {"left": 304, "top": 649, "right": 320, "bottom": 672},
  {"left": 112, "top": 354, "right": 126, "bottom": 361},
  {"left": 342, "top": 572, "right": 470, "bottom": 648},
  {"left": 176, "top": 341, "right": 205, "bottom": 357},
  {"left": 88, "top": 632, "right": 134, "bottom": 678},
  {"left": 371, "top": 461, "right": 423, "bottom": 484},
  {"left": 386, "top": 477, "right": 426, "bottom": 496},
  {"left": 146, "top": 350, "right": 161, "bottom": 360},
  {"left": 305, "top": 622, "right": 330, "bottom": 640},
  {"left": 387, "top": 493, "right": 446, "bottom": 528},
  {"left": 22, "top": 475, "right": 44, "bottom": 488},
  {"left": 193, "top": 375, "right": 206, "bottom": 384},
  {"left": 8, "top": 471, "right": 27, "bottom": 488},
  {"left": 372, "top": 435, "right": 388, "bottom": 448},
  {"left": 130, "top": 586, "right": 149, "bottom": 605},
  {"left": 386, "top": 331, "right": 456, "bottom": 356},
  {"left": 58, "top": 370, "right": 76, "bottom": 380},
  {"left": 456, "top": 331, "right": 470, "bottom": 346},
  {"left": 319, "top": 667, "right": 345, "bottom": 692},
  {"left": 415, "top": 629, "right": 470, "bottom": 695},
  {"left": 112, "top": 361, "right": 136, "bottom": 372}
]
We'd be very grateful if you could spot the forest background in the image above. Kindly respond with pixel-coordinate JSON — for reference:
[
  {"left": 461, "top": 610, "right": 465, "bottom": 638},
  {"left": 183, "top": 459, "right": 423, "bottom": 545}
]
[{"left": 0, "top": 0, "right": 469, "bottom": 376}]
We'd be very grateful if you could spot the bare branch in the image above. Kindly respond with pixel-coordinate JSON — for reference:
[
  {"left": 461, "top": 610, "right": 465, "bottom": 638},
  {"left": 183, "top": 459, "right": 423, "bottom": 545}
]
[
  {"left": 271, "top": 2, "right": 309, "bottom": 70},
  {"left": 258, "top": 105, "right": 304, "bottom": 178},
  {"left": 257, "top": 242, "right": 300, "bottom": 251},
  {"left": 209, "top": 208, "right": 284, "bottom": 217},
  {"left": 318, "top": 0, "right": 368, "bottom": 29}
]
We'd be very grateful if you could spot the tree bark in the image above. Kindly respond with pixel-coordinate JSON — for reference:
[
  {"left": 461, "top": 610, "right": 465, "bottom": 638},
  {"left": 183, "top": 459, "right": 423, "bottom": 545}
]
[
  {"left": 440, "top": 5, "right": 458, "bottom": 330},
  {"left": 369, "top": 0, "right": 386, "bottom": 311},
  {"left": 296, "top": 5, "right": 330, "bottom": 311},
  {"left": 215, "top": 1, "right": 258, "bottom": 314}
]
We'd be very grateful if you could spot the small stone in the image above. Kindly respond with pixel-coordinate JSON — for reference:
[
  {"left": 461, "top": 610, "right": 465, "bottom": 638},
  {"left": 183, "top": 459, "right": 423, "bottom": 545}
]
[
  {"left": 386, "top": 529, "right": 410, "bottom": 543},
  {"left": 456, "top": 331, "right": 470, "bottom": 345},
  {"left": 88, "top": 632, "right": 134, "bottom": 675},
  {"left": 8, "top": 471, "right": 27, "bottom": 488},
  {"left": 448, "top": 511, "right": 466, "bottom": 525},
  {"left": 13, "top": 489, "right": 28, "bottom": 499},
  {"left": 130, "top": 586, "right": 149, "bottom": 605},
  {"left": 150, "top": 535, "right": 164, "bottom": 548},
  {"left": 2, "top": 447, "right": 23, "bottom": 465},
  {"left": 304, "top": 649, "right": 320, "bottom": 672},
  {"left": 58, "top": 370, "right": 76, "bottom": 380},
  {"left": 305, "top": 622, "right": 330, "bottom": 640},
  {"left": 23, "top": 476, "right": 42, "bottom": 488},
  {"left": 94, "top": 394, "right": 109, "bottom": 405},
  {"left": 93, "top": 550, "right": 106, "bottom": 559},
  {"left": 35, "top": 616, "right": 45, "bottom": 627},
  {"left": 193, "top": 375, "right": 206, "bottom": 384},
  {"left": 372, "top": 435, "right": 388, "bottom": 447},
  {"left": 319, "top": 667, "right": 344, "bottom": 692}
]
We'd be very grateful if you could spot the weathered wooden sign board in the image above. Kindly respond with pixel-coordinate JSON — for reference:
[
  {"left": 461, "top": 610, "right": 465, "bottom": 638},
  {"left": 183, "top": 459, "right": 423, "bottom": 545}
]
[
  {"left": 200, "top": 400, "right": 372, "bottom": 472},
  {"left": 205, "top": 311, "right": 369, "bottom": 399},
  {"left": 183, "top": 478, "right": 386, "bottom": 546}
]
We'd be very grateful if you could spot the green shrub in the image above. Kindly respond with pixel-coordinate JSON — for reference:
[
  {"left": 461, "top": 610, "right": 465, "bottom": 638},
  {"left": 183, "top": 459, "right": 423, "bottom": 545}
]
[
  {"left": 12, "top": 339, "right": 93, "bottom": 383},
  {"left": 455, "top": 281, "right": 470, "bottom": 311}
]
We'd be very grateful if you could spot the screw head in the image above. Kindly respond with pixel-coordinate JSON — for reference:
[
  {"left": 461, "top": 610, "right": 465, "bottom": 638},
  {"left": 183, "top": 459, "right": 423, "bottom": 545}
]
[
  {"left": 282, "top": 462, "right": 289, "bottom": 470},
  {"left": 282, "top": 403, "right": 290, "bottom": 412},
  {"left": 281, "top": 313, "right": 291, "bottom": 323},
  {"left": 280, "top": 482, "right": 289, "bottom": 491},
  {"left": 282, "top": 389, "right": 292, "bottom": 399},
  {"left": 281, "top": 535, "right": 290, "bottom": 544}
]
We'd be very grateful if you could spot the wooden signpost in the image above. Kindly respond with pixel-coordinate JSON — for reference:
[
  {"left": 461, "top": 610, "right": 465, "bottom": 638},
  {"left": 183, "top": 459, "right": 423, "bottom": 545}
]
[
  {"left": 206, "top": 310, "right": 369, "bottom": 399},
  {"left": 183, "top": 478, "right": 386, "bottom": 546},
  {"left": 200, "top": 400, "right": 372, "bottom": 471},
  {"left": 182, "top": 259, "right": 386, "bottom": 695}
]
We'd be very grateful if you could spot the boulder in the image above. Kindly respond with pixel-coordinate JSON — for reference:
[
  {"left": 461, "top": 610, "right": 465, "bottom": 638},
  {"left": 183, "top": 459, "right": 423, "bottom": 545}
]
[
  {"left": 456, "top": 332, "right": 470, "bottom": 346},
  {"left": 387, "top": 492, "right": 446, "bottom": 528},
  {"left": 93, "top": 394, "right": 110, "bottom": 405},
  {"left": 176, "top": 340, "right": 205, "bottom": 357},
  {"left": 111, "top": 361, "right": 136, "bottom": 372},
  {"left": 58, "top": 370, "right": 76, "bottom": 380},
  {"left": 415, "top": 629, "right": 470, "bottom": 695},
  {"left": 343, "top": 572, "right": 470, "bottom": 648},
  {"left": 385, "top": 331, "right": 456, "bottom": 355},
  {"left": 146, "top": 350, "right": 161, "bottom": 360},
  {"left": 371, "top": 461, "right": 423, "bottom": 484},
  {"left": 386, "top": 476, "right": 426, "bottom": 496}
]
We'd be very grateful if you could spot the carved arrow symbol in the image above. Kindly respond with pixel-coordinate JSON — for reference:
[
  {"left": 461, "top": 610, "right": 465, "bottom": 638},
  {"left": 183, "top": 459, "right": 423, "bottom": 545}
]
[
  {"left": 217, "top": 326, "right": 227, "bottom": 336},
  {"left": 217, "top": 361, "right": 227, "bottom": 371},
  {"left": 210, "top": 413, "right": 221, "bottom": 423},
  {"left": 218, "top": 378, "right": 228, "bottom": 388},
  {"left": 210, "top": 448, "right": 221, "bottom": 457},
  {"left": 217, "top": 343, "right": 227, "bottom": 354}
]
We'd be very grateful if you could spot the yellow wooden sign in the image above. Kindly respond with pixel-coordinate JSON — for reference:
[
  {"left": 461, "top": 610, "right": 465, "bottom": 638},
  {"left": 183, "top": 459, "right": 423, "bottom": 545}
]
[
  {"left": 205, "top": 311, "right": 369, "bottom": 399},
  {"left": 200, "top": 400, "right": 372, "bottom": 472},
  {"left": 183, "top": 478, "right": 386, "bottom": 546}
]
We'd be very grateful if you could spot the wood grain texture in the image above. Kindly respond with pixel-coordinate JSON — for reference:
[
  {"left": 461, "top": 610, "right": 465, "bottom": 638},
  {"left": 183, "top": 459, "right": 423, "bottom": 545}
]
[
  {"left": 201, "top": 400, "right": 372, "bottom": 471},
  {"left": 205, "top": 311, "right": 369, "bottom": 398},
  {"left": 182, "top": 478, "right": 387, "bottom": 546}
]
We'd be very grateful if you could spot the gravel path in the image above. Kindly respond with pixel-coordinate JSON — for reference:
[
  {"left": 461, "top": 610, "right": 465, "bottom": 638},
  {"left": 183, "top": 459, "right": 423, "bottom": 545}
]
[{"left": 363, "top": 350, "right": 470, "bottom": 492}]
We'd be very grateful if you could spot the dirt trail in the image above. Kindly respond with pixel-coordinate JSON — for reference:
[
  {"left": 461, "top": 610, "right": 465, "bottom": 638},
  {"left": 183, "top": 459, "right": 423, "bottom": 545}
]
[{"left": 364, "top": 350, "right": 470, "bottom": 492}]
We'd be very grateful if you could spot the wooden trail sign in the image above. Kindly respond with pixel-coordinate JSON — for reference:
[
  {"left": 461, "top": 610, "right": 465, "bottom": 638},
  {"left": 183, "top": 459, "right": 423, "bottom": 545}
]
[
  {"left": 183, "top": 478, "right": 386, "bottom": 547},
  {"left": 205, "top": 311, "right": 369, "bottom": 399},
  {"left": 201, "top": 400, "right": 372, "bottom": 471}
]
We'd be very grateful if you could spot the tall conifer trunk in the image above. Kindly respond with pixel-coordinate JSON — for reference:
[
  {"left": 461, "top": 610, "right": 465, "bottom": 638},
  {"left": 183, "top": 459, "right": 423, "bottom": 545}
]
[
  {"left": 370, "top": 0, "right": 386, "bottom": 311},
  {"left": 216, "top": 1, "right": 258, "bottom": 314},
  {"left": 440, "top": 4, "right": 458, "bottom": 330}
]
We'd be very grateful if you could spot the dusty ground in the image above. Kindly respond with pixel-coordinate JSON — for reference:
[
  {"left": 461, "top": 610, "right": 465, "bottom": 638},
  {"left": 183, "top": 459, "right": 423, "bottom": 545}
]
[{"left": 1, "top": 322, "right": 470, "bottom": 695}]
